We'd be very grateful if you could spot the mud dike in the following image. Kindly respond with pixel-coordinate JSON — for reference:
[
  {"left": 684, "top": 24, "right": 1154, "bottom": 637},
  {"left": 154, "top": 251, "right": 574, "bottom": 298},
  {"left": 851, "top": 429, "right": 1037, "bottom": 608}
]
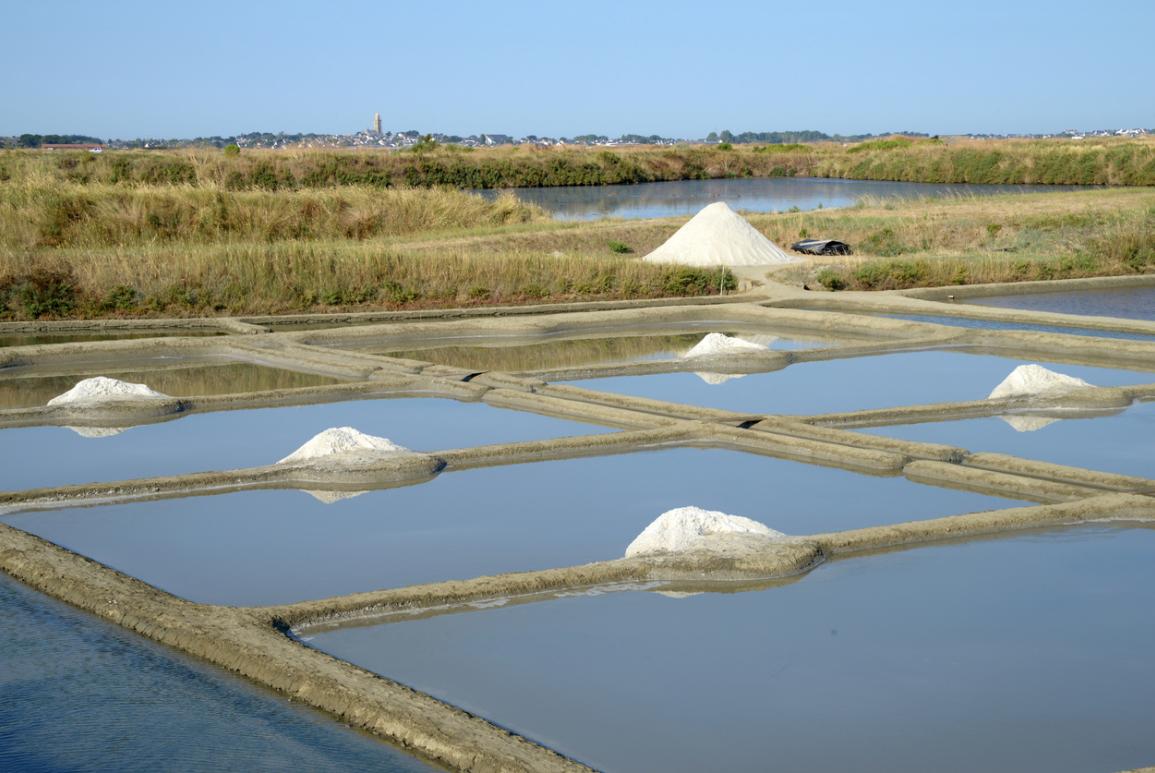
[{"left": 3, "top": 275, "right": 1155, "bottom": 772}]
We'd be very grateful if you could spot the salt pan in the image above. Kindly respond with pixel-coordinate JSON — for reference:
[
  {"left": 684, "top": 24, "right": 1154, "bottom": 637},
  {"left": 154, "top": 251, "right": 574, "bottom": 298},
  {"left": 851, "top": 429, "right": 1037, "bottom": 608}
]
[{"left": 625, "top": 506, "right": 784, "bottom": 557}]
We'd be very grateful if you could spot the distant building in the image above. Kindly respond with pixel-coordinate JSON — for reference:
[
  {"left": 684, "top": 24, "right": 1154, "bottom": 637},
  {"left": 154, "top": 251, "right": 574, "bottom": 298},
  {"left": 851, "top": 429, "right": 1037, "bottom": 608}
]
[
  {"left": 372, "top": 112, "right": 382, "bottom": 136},
  {"left": 42, "top": 143, "right": 103, "bottom": 153}
]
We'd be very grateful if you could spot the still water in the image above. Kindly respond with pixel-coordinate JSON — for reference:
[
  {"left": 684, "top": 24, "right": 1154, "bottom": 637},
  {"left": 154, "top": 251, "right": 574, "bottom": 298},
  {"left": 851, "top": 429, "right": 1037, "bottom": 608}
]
[
  {"left": 0, "top": 397, "right": 606, "bottom": 491},
  {"left": 485, "top": 177, "right": 1082, "bottom": 220},
  {"left": 0, "top": 573, "right": 429, "bottom": 772},
  {"left": 861, "top": 401, "right": 1155, "bottom": 479},
  {"left": 312, "top": 527, "right": 1155, "bottom": 773},
  {"left": 568, "top": 350, "right": 1152, "bottom": 416},
  {"left": 969, "top": 286, "right": 1155, "bottom": 322},
  {"left": 0, "top": 362, "right": 339, "bottom": 410},
  {"left": 2, "top": 448, "right": 1019, "bottom": 605},
  {"left": 877, "top": 313, "right": 1155, "bottom": 341},
  {"left": 370, "top": 329, "right": 825, "bottom": 372}
]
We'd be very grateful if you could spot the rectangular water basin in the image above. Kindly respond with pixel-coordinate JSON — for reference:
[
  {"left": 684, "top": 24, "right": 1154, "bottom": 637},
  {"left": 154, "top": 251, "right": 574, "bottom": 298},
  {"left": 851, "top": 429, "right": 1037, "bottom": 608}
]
[
  {"left": 3, "top": 448, "right": 1021, "bottom": 605},
  {"left": 0, "top": 397, "right": 608, "bottom": 491},
  {"left": 310, "top": 526, "right": 1155, "bottom": 773},
  {"left": 969, "top": 286, "right": 1155, "bottom": 322},
  {"left": 343, "top": 327, "right": 829, "bottom": 372},
  {"left": 0, "top": 573, "right": 428, "bottom": 772},
  {"left": 0, "top": 329, "right": 227, "bottom": 348},
  {"left": 0, "top": 362, "right": 340, "bottom": 411},
  {"left": 876, "top": 313, "right": 1155, "bottom": 342},
  {"left": 861, "top": 401, "right": 1155, "bottom": 479},
  {"left": 567, "top": 350, "right": 1152, "bottom": 416}
]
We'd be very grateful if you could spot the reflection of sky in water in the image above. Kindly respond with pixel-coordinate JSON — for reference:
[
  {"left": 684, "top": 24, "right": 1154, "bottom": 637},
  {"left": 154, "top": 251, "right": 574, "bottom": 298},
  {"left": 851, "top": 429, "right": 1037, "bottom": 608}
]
[
  {"left": 569, "top": 351, "right": 1153, "bottom": 416},
  {"left": 0, "top": 574, "right": 428, "bottom": 773},
  {"left": 879, "top": 313, "right": 1155, "bottom": 341},
  {"left": 0, "top": 362, "right": 338, "bottom": 410},
  {"left": 0, "top": 398, "right": 606, "bottom": 491},
  {"left": 481, "top": 177, "right": 1084, "bottom": 220},
  {"left": 2, "top": 448, "right": 1019, "bottom": 605},
  {"left": 377, "top": 329, "right": 824, "bottom": 371},
  {"left": 970, "top": 286, "right": 1155, "bottom": 323},
  {"left": 313, "top": 527, "right": 1155, "bottom": 773},
  {"left": 862, "top": 401, "right": 1155, "bottom": 479},
  {"left": 0, "top": 330, "right": 225, "bottom": 348}
]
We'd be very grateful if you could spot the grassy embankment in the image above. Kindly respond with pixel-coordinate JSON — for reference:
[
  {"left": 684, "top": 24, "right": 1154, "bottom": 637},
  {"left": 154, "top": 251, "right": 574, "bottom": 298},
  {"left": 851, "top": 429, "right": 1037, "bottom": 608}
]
[
  {"left": 4, "top": 135, "right": 1155, "bottom": 190},
  {"left": 377, "top": 187, "right": 1155, "bottom": 292},
  {"left": 2, "top": 137, "right": 1154, "bottom": 318},
  {"left": 0, "top": 183, "right": 733, "bottom": 319}
]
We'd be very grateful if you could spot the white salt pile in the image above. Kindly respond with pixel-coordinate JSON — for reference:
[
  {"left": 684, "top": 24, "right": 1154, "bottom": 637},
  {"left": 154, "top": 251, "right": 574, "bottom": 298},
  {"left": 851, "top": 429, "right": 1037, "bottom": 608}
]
[
  {"left": 682, "top": 332, "right": 766, "bottom": 359},
  {"left": 642, "top": 202, "right": 799, "bottom": 267},
  {"left": 278, "top": 427, "right": 411, "bottom": 465},
  {"left": 988, "top": 364, "right": 1092, "bottom": 400},
  {"left": 625, "top": 506, "right": 785, "bottom": 558},
  {"left": 47, "top": 376, "right": 169, "bottom": 407},
  {"left": 998, "top": 414, "right": 1059, "bottom": 433}
]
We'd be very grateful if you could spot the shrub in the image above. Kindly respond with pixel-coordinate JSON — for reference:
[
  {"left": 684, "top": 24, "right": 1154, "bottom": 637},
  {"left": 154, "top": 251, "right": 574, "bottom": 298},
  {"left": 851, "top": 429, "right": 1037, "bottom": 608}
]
[
  {"left": 223, "top": 144, "right": 240, "bottom": 157},
  {"left": 816, "top": 268, "right": 847, "bottom": 291},
  {"left": 102, "top": 284, "right": 139, "bottom": 312},
  {"left": 8, "top": 268, "right": 78, "bottom": 318},
  {"left": 608, "top": 240, "right": 633, "bottom": 254}
]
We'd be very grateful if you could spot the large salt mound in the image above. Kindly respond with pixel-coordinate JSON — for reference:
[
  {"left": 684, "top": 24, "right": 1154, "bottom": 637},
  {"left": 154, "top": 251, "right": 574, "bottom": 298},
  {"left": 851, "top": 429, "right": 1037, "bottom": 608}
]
[
  {"left": 625, "top": 506, "right": 784, "bottom": 558},
  {"left": 642, "top": 202, "right": 799, "bottom": 267},
  {"left": 988, "top": 364, "right": 1092, "bottom": 400},
  {"left": 682, "top": 333, "right": 766, "bottom": 359},
  {"left": 47, "top": 376, "right": 169, "bottom": 407},
  {"left": 278, "top": 427, "right": 411, "bottom": 465}
]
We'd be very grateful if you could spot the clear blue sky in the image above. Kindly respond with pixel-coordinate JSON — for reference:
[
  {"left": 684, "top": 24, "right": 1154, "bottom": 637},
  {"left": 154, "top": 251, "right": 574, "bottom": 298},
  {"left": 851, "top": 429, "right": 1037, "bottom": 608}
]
[{"left": 2, "top": 0, "right": 1151, "bottom": 139}]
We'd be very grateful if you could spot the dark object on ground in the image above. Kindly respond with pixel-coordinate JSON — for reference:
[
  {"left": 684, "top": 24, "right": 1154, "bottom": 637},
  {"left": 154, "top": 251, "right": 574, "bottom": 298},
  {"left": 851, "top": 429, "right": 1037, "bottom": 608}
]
[{"left": 791, "top": 239, "right": 853, "bottom": 256}]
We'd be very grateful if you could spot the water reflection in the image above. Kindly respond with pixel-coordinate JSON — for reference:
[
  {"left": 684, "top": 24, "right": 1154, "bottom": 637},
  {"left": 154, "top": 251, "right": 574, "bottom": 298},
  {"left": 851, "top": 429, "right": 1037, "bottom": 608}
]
[
  {"left": 483, "top": 177, "right": 1084, "bottom": 220},
  {"left": 311, "top": 528, "right": 1155, "bottom": 773},
  {"left": 0, "top": 574, "right": 429, "bottom": 772},
  {"left": 0, "top": 363, "right": 339, "bottom": 410}
]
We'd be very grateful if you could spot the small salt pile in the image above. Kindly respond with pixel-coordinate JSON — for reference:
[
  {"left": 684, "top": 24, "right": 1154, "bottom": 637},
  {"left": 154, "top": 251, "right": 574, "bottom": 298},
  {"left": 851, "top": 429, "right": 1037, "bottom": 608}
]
[
  {"left": 47, "top": 376, "right": 169, "bottom": 407},
  {"left": 278, "top": 427, "right": 411, "bottom": 465},
  {"left": 682, "top": 332, "right": 766, "bottom": 359},
  {"left": 642, "top": 202, "right": 799, "bottom": 267},
  {"left": 988, "top": 364, "right": 1092, "bottom": 400},
  {"left": 625, "top": 506, "right": 784, "bottom": 558}
]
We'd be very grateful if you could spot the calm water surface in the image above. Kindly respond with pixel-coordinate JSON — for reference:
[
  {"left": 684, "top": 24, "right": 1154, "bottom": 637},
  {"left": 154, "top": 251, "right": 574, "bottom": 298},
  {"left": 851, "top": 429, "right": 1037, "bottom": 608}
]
[
  {"left": 862, "top": 401, "right": 1155, "bottom": 479},
  {"left": 0, "top": 362, "right": 338, "bottom": 410},
  {"left": 484, "top": 177, "right": 1084, "bottom": 220},
  {"left": 878, "top": 313, "right": 1155, "bottom": 341},
  {"left": 0, "top": 397, "right": 606, "bottom": 491},
  {"left": 374, "top": 329, "right": 824, "bottom": 372},
  {"left": 568, "top": 350, "right": 1153, "bottom": 416},
  {"left": 0, "top": 330, "right": 225, "bottom": 348},
  {"left": 312, "top": 527, "right": 1155, "bottom": 773},
  {"left": 970, "top": 286, "right": 1155, "bottom": 322},
  {"left": 0, "top": 574, "right": 429, "bottom": 773},
  {"left": 2, "top": 448, "right": 1019, "bottom": 605}
]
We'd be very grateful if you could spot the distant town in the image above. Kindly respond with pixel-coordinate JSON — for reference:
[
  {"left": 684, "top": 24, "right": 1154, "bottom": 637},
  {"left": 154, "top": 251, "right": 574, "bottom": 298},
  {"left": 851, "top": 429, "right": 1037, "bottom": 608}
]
[{"left": 2, "top": 113, "right": 1150, "bottom": 151}]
